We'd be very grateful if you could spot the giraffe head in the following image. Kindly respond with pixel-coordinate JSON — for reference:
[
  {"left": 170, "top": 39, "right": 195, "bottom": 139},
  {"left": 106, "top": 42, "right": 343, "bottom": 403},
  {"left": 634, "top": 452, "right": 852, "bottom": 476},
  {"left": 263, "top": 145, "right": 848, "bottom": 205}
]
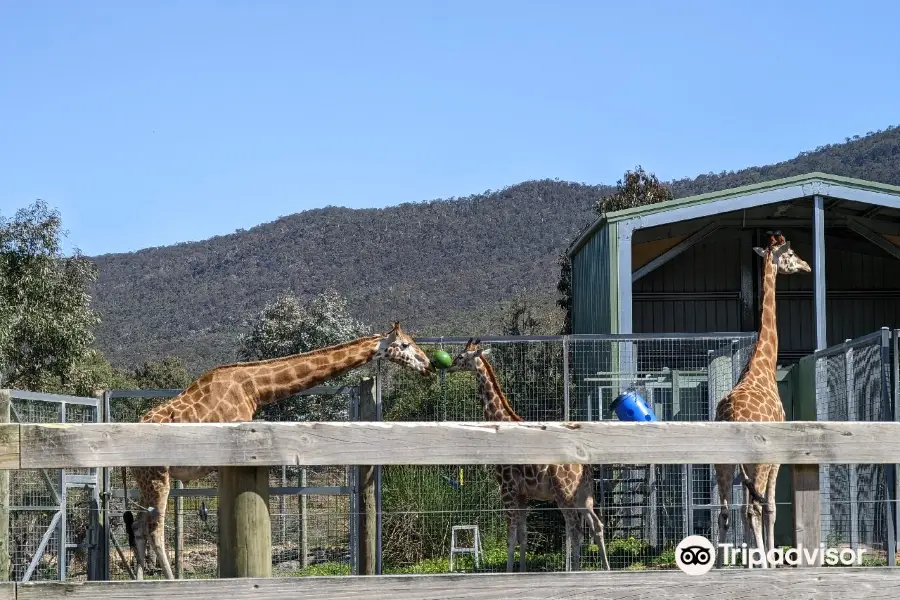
[
  {"left": 374, "top": 321, "right": 435, "bottom": 376},
  {"left": 447, "top": 338, "right": 490, "bottom": 372},
  {"left": 753, "top": 230, "right": 811, "bottom": 274}
]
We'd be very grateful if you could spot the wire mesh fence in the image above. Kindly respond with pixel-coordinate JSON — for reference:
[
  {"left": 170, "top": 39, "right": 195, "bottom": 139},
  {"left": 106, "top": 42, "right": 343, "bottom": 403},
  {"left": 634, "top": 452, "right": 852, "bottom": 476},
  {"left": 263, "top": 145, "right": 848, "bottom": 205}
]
[
  {"left": 375, "top": 333, "right": 757, "bottom": 574},
  {"left": 106, "top": 388, "right": 355, "bottom": 580},
  {"left": 5, "top": 391, "right": 100, "bottom": 583},
  {"left": 12, "top": 328, "right": 900, "bottom": 581},
  {"left": 815, "top": 328, "right": 899, "bottom": 567}
]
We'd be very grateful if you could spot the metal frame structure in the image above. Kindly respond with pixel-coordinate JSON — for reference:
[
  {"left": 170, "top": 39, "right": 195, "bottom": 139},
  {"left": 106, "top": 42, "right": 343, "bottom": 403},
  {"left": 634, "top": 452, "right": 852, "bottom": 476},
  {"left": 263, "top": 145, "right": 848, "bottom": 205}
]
[
  {"left": 813, "top": 328, "right": 899, "bottom": 566},
  {"left": 3, "top": 389, "right": 100, "bottom": 582}
]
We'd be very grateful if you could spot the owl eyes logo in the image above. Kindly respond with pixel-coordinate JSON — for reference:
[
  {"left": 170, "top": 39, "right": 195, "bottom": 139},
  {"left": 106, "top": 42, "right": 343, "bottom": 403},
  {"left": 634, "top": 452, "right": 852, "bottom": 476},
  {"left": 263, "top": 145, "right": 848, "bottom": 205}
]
[{"left": 675, "top": 535, "right": 716, "bottom": 575}]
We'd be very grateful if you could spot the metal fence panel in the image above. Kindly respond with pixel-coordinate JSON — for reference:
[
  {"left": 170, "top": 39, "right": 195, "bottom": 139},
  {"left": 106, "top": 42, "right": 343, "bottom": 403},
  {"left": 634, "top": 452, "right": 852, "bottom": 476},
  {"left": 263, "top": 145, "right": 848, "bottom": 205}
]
[
  {"left": 815, "top": 328, "right": 897, "bottom": 566},
  {"left": 376, "top": 333, "right": 756, "bottom": 574},
  {"left": 6, "top": 391, "right": 99, "bottom": 583}
]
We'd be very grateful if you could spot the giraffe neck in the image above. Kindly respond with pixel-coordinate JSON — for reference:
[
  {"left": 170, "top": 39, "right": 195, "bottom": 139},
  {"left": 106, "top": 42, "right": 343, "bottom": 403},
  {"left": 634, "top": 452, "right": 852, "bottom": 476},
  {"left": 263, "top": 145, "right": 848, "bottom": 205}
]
[
  {"left": 744, "top": 252, "right": 779, "bottom": 381},
  {"left": 228, "top": 334, "right": 383, "bottom": 410},
  {"left": 474, "top": 357, "right": 523, "bottom": 422}
]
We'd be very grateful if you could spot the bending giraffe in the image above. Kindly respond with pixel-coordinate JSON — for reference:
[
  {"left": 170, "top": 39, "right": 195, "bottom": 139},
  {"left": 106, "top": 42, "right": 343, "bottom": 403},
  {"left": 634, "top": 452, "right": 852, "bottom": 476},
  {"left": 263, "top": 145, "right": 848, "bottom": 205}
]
[
  {"left": 122, "top": 322, "right": 435, "bottom": 580},
  {"left": 714, "top": 231, "right": 810, "bottom": 568},
  {"left": 448, "top": 339, "right": 610, "bottom": 572}
]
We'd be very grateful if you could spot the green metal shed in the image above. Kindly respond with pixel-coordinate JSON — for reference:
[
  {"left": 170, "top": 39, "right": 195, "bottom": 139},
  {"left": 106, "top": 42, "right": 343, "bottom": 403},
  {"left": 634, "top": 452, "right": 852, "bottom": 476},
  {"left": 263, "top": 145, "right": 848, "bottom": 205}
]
[
  {"left": 567, "top": 171, "right": 900, "bottom": 550},
  {"left": 567, "top": 171, "right": 900, "bottom": 361}
]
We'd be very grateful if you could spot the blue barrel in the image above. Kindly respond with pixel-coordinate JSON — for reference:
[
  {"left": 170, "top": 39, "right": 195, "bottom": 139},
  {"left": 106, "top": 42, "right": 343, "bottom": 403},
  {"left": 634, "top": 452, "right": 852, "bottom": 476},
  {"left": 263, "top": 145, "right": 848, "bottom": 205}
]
[{"left": 609, "top": 391, "right": 657, "bottom": 422}]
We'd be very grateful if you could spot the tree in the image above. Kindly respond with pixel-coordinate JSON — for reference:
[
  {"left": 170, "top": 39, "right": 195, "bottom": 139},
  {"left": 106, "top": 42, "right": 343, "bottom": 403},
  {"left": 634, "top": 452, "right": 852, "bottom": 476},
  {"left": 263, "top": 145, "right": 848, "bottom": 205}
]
[
  {"left": 132, "top": 356, "right": 192, "bottom": 389},
  {"left": 595, "top": 165, "right": 673, "bottom": 216},
  {"left": 0, "top": 200, "right": 100, "bottom": 391},
  {"left": 237, "top": 289, "right": 370, "bottom": 422},
  {"left": 556, "top": 166, "right": 672, "bottom": 333}
]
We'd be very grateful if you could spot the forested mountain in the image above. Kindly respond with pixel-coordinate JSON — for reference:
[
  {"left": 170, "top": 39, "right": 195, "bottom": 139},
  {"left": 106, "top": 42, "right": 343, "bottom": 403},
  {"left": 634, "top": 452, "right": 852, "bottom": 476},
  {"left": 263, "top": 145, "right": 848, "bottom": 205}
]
[{"left": 89, "top": 126, "right": 900, "bottom": 373}]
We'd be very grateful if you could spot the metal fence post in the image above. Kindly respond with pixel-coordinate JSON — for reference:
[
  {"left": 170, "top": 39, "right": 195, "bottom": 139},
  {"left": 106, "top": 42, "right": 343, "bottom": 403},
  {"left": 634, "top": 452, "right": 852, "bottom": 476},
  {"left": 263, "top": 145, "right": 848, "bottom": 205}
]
[
  {"left": 886, "top": 328, "right": 899, "bottom": 567},
  {"left": 562, "top": 336, "right": 570, "bottom": 421}
]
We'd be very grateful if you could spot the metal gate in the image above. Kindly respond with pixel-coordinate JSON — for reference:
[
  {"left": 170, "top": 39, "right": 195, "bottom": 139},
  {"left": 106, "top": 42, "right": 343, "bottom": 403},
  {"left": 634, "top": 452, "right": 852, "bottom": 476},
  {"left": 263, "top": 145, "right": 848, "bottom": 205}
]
[{"left": 2, "top": 389, "right": 100, "bottom": 582}]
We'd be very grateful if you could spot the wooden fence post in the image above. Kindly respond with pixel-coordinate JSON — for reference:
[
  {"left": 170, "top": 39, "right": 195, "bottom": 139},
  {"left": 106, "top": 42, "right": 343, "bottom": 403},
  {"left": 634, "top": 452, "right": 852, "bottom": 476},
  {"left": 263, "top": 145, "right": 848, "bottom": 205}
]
[
  {"left": 218, "top": 466, "right": 272, "bottom": 578},
  {"left": 0, "top": 390, "right": 9, "bottom": 581},
  {"left": 356, "top": 378, "right": 377, "bottom": 575}
]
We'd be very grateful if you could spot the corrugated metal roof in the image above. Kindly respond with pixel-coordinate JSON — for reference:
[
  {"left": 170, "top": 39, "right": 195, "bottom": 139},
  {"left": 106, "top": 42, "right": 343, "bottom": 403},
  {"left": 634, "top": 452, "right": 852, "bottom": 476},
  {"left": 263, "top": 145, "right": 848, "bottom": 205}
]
[{"left": 567, "top": 172, "right": 900, "bottom": 258}]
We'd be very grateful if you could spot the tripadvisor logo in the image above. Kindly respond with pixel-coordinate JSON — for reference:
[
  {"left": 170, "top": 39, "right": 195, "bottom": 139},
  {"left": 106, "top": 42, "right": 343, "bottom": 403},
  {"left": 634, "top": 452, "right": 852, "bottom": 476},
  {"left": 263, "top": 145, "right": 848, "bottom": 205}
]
[{"left": 676, "top": 535, "right": 866, "bottom": 574}]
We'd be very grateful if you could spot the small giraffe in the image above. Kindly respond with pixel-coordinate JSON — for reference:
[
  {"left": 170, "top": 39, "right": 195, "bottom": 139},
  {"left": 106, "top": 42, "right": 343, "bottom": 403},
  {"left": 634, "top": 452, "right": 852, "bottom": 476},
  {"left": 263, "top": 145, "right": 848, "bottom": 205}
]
[
  {"left": 448, "top": 339, "right": 611, "bottom": 572},
  {"left": 714, "top": 231, "right": 810, "bottom": 568},
  {"left": 122, "top": 322, "right": 435, "bottom": 580}
]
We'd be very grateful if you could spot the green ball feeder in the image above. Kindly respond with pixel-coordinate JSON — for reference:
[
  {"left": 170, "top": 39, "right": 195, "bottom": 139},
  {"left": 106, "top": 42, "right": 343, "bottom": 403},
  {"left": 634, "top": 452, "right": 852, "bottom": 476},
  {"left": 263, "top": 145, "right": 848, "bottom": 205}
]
[{"left": 430, "top": 350, "right": 453, "bottom": 369}]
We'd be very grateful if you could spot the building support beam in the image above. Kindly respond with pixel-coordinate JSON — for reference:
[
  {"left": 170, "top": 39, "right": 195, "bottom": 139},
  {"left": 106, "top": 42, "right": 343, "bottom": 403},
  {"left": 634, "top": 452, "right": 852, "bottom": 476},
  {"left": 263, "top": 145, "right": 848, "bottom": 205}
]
[
  {"left": 632, "top": 222, "right": 719, "bottom": 282},
  {"left": 813, "top": 195, "right": 827, "bottom": 351},
  {"left": 617, "top": 222, "right": 634, "bottom": 334},
  {"left": 617, "top": 222, "right": 636, "bottom": 394},
  {"left": 846, "top": 218, "right": 900, "bottom": 261}
]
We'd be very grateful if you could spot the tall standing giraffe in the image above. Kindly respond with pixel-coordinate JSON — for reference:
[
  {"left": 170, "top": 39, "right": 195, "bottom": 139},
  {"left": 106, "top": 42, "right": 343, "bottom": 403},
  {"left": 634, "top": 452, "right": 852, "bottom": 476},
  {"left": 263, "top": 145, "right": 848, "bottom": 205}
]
[
  {"left": 714, "top": 231, "right": 810, "bottom": 567},
  {"left": 122, "top": 322, "right": 435, "bottom": 580},
  {"left": 448, "top": 339, "right": 611, "bottom": 572}
]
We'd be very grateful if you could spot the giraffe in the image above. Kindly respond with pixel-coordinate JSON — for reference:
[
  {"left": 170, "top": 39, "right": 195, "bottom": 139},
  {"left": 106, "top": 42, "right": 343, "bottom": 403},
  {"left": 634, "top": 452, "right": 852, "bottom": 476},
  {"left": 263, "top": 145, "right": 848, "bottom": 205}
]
[
  {"left": 122, "top": 321, "right": 435, "bottom": 580},
  {"left": 714, "top": 231, "right": 810, "bottom": 568},
  {"left": 448, "top": 339, "right": 611, "bottom": 572}
]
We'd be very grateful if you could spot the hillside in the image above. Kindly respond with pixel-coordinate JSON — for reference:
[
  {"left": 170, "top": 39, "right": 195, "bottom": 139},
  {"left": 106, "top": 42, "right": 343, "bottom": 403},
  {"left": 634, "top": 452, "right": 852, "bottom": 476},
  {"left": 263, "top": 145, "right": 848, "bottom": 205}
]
[{"left": 89, "top": 127, "right": 900, "bottom": 373}]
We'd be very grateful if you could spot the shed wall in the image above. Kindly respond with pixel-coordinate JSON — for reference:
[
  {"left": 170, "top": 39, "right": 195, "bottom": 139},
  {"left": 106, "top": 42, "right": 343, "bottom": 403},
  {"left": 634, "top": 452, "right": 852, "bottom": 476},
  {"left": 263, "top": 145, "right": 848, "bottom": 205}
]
[{"left": 572, "top": 224, "right": 614, "bottom": 334}]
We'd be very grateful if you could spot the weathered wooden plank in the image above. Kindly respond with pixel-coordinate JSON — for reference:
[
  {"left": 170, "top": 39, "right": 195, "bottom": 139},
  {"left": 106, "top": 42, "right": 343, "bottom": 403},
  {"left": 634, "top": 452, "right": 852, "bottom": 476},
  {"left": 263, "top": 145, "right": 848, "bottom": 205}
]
[
  {"left": 0, "top": 583, "right": 13, "bottom": 600},
  {"left": 14, "top": 568, "right": 900, "bottom": 599},
  {"left": 0, "top": 421, "right": 19, "bottom": 469},
  {"left": 792, "top": 464, "right": 822, "bottom": 566},
  {"left": 19, "top": 420, "right": 900, "bottom": 468}
]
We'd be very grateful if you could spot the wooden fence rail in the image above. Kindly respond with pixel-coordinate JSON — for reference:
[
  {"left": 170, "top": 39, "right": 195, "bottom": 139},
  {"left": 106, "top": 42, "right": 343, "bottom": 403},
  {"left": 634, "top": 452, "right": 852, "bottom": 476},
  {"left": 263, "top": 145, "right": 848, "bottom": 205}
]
[
  {"left": 7, "top": 568, "right": 900, "bottom": 599},
  {"left": 2, "top": 420, "right": 899, "bottom": 596},
  {"left": 0, "top": 420, "right": 897, "bottom": 468}
]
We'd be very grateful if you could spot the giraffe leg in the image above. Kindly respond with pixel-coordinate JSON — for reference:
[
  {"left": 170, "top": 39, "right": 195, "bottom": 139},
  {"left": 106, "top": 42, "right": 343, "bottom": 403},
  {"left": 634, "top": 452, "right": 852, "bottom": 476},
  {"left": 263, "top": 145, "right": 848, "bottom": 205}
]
[
  {"left": 505, "top": 511, "right": 517, "bottom": 573},
  {"left": 562, "top": 508, "right": 582, "bottom": 571},
  {"left": 581, "top": 503, "right": 609, "bottom": 570},
  {"left": 150, "top": 511, "right": 175, "bottom": 579},
  {"left": 715, "top": 464, "right": 733, "bottom": 568},
  {"left": 743, "top": 464, "right": 768, "bottom": 568},
  {"left": 765, "top": 464, "right": 779, "bottom": 560},
  {"left": 517, "top": 503, "right": 528, "bottom": 573}
]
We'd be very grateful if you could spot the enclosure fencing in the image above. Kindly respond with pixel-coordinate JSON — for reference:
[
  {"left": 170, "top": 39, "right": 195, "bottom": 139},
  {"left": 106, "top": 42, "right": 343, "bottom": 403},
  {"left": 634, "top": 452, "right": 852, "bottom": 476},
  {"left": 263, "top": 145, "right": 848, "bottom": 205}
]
[
  {"left": 103, "top": 386, "right": 356, "bottom": 581},
  {"left": 7, "top": 327, "right": 900, "bottom": 582},
  {"left": 0, "top": 389, "right": 100, "bottom": 583},
  {"left": 374, "top": 333, "right": 758, "bottom": 574},
  {"left": 814, "top": 327, "right": 900, "bottom": 567}
]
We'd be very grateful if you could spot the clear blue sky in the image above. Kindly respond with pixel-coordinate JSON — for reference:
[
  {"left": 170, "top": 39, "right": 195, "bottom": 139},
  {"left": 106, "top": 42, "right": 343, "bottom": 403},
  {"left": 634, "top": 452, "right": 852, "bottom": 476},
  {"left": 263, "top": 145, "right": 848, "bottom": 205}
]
[{"left": 2, "top": 0, "right": 898, "bottom": 257}]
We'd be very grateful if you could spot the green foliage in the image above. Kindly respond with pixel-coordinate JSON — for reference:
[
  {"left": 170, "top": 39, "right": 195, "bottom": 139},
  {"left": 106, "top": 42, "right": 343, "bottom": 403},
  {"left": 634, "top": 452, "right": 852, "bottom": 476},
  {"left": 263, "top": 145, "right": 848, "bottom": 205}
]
[
  {"left": 380, "top": 464, "right": 504, "bottom": 570},
  {"left": 132, "top": 355, "right": 192, "bottom": 389},
  {"left": 237, "top": 289, "right": 370, "bottom": 422},
  {"left": 0, "top": 200, "right": 100, "bottom": 391},
  {"left": 594, "top": 166, "right": 674, "bottom": 217}
]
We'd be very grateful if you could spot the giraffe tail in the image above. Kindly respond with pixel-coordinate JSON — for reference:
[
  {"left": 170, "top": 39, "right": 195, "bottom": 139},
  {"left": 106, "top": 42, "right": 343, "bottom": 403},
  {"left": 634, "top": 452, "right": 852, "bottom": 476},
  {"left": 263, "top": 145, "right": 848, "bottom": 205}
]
[
  {"left": 739, "top": 464, "right": 767, "bottom": 505},
  {"left": 120, "top": 466, "right": 136, "bottom": 550}
]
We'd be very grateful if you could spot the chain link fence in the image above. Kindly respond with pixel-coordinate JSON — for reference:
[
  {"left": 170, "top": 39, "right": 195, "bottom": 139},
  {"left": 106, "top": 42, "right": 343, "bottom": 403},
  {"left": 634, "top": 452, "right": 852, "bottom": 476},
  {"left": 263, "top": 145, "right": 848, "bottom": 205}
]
[
  {"left": 815, "top": 328, "right": 899, "bottom": 567},
  {"left": 375, "top": 333, "right": 756, "bottom": 574}
]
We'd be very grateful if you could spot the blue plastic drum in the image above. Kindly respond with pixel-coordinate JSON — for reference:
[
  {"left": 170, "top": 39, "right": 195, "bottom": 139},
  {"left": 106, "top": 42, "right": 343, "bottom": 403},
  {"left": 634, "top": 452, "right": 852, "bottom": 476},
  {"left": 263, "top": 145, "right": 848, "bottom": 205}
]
[{"left": 609, "top": 391, "right": 657, "bottom": 422}]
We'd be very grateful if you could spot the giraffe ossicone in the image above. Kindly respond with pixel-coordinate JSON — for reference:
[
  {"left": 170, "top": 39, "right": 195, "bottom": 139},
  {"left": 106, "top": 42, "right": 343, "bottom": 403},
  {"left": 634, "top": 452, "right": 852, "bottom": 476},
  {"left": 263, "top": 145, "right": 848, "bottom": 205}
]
[
  {"left": 448, "top": 338, "right": 611, "bottom": 572},
  {"left": 122, "top": 321, "right": 434, "bottom": 580},
  {"left": 714, "top": 231, "right": 810, "bottom": 569}
]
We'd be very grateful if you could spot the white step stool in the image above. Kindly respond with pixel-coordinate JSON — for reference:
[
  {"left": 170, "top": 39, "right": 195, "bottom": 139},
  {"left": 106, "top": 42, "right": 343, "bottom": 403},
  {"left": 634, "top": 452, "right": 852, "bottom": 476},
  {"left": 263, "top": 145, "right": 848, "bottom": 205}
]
[{"left": 449, "top": 525, "right": 482, "bottom": 571}]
